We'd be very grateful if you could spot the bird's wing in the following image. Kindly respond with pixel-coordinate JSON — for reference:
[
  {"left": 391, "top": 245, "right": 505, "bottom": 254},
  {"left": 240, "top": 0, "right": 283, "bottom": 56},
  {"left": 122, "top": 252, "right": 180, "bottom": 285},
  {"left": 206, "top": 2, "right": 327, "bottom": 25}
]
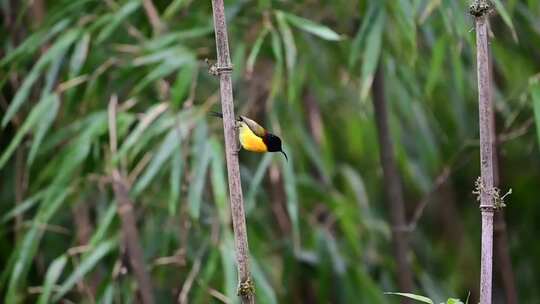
[{"left": 239, "top": 116, "right": 266, "bottom": 137}]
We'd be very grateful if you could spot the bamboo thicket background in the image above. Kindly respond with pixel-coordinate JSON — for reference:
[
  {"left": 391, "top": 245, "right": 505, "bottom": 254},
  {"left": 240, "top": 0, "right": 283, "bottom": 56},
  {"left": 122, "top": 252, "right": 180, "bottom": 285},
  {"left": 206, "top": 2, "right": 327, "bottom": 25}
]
[{"left": 1, "top": 0, "right": 540, "bottom": 303}]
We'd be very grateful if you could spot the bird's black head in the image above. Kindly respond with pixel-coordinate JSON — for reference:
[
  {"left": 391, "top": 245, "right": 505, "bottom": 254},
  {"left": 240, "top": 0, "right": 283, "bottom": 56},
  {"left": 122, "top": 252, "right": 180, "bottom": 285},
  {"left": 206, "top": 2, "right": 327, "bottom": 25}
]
[{"left": 263, "top": 133, "right": 288, "bottom": 161}]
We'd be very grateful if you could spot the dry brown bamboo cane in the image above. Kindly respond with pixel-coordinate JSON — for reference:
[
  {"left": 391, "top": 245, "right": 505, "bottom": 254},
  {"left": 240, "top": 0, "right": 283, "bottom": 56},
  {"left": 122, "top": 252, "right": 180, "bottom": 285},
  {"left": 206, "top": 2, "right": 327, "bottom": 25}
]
[
  {"left": 470, "top": 2, "right": 496, "bottom": 303},
  {"left": 210, "top": 0, "right": 254, "bottom": 303}
]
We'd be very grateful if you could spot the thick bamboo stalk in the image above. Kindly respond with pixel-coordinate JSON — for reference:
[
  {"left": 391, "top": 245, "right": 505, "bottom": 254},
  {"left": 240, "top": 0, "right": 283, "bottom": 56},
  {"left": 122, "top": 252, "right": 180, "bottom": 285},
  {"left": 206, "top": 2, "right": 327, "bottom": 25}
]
[
  {"left": 210, "top": 1, "right": 254, "bottom": 303},
  {"left": 471, "top": 2, "right": 495, "bottom": 303}
]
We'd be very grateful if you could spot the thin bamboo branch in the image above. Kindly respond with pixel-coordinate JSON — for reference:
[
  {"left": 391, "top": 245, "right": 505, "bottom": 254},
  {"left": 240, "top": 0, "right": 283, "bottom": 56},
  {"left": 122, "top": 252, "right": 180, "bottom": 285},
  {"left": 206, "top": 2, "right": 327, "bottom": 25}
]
[
  {"left": 210, "top": 1, "right": 254, "bottom": 303},
  {"left": 372, "top": 65, "right": 414, "bottom": 298},
  {"left": 142, "top": 0, "right": 165, "bottom": 35},
  {"left": 108, "top": 97, "right": 155, "bottom": 304},
  {"left": 14, "top": 147, "right": 26, "bottom": 242},
  {"left": 72, "top": 200, "right": 99, "bottom": 301},
  {"left": 111, "top": 172, "right": 155, "bottom": 304},
  {"left": 471, "top": 2, "right": 496, "bottom": 303},
  {"left": 30, "top": 0, "right": 45, "bottom": 29}
]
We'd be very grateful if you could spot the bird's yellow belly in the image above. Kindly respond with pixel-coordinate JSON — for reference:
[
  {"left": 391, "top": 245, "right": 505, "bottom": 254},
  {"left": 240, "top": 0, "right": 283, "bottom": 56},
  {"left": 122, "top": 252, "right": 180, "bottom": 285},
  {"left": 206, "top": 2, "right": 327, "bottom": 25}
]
[{"left": 239, "top": 123, "right": 267, "bottom": 152}]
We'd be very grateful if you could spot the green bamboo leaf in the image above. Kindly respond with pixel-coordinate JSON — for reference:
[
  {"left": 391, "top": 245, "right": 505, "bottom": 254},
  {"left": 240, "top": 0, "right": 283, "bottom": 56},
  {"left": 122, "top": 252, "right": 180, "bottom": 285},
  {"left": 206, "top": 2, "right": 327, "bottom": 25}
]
[
  {"left": 322, "top": 230, "right": 346, "bottom": 274},
  {"left": 531, "top": 78, "right": 540, "bottom": 149},
  {"left": 384, "top": 292, "right": 434, "bottom": 304},
  {"left": 133, "top": 46, "right": 191, "bottom": 66},
  {"left": 127, "top": 113, "right": 178, "bottom": 161},
  {"left": 37, "top": 255, "right": 68, "bottom": 304},
  {"left": 142, "top": 26, "right": 213, "bottom": 51},
  {"left": 446, "top": 299, "right": 464, "bottom": 304},
  {"left": 43, "top": 50, "right": 66, "bottom": 94},
  {"left": 210, "top": 139, "right": 229, "bottom": 224},
  {"left": 171, "top": 63, "right": 196, "bottom": 109},
  {"left": 276, "top": 11, "right": 297, "bottom": 76},
  {"left": 270, "top": 28, "right": 283, "bottom": 66},
  {"left": 492, "top": 0, "right": 518, "bottom": 41},
  {"left": 232, "top": 43, "right": 246, "bottom": 83},
  {"left": 301, "top": 131, "right": 329, "bottom": 182},
  {"left": 1, "top": 191, "right": 45, "bottom": 223},
  {"left": 51, "top": 113, "right": 108, "bottom": 186},
  {"left": 341, "top": 166, "right": 369, "bottom": 209},
  {"left": 390, "top": 0, "right": 417, "bottom": 63},
  {"left": 28, "top": 93, "right": 60, "bottom": 165},
  {"left": 96, "top": 0, "right": 140, "bottom": 43},
  {"left": 132, "top": 127, "right": 182, "bottom": 195},
  {"left": 99, "top": 284, "right": 115, "bottom": 304},
  {"left": 163, "top": 0, "right": 190, "bottom": 20},
  {"left": 88, "top": 203, "right": 117, "bottom": 248},
  {"left": 188, "top": 122, "right": 211, "bottom": 220},
  {"left": 188, "top": 143, "right": 211, "bottom": 220},
  {"left": 219, "top": 233, "right": 237, "bottom": 301},
  {"left": 419, "top": 0, "right": 443, "bottom": 23},
  {"left": 281, "top": 146, "right": 300, "bottom": 248},
  {"left": 425, "top": 36, "right": 447, "bottom": 97},
  {"left": 359, "top": 8, "right": 385, "bottom": 101},
  {"left": 246, "top": 27, "right": 269, "bottom": 75},
  {"left": 27, "top": 115, "right": 102, "bottom": 196},
  {"left": 251, "top": 257, "right": 277, "bottom": 304},
  {"left": 191, "top": 250, "right": 220, "bottom": 303},
  {"left": 270, "top": 29, "right": 284, "bottom": 98},
  {"left": 36, "top": 115, "right": 90, "bottom": 155},
  {"left": 69, "top": 33, "right": 91, "bottom": 77},
  {"left": 5, "top": 188, "right": 71, "bottom": 303},
  {"left": 349, "top": 3, "right": 380, "bottom": 67},
  {"left": 169, "top": 148, "right": 182, "bottom": 216},
  {"left": 114, "top": 103, "right": 169, "bottom": 163},
  {"left": 282, "top": 12, "right": 342, "bottom": 41},
  {"left": 0, "top": 19, "right": 70, "bottom": 68},
  {"left": 2, "top": 29, "right": 79, "bottom": 127},
  {"left": 327, "top": 191, "right": 362, "bottom": 255},
  {"left": 53, "top": 238, "right": 118, "bottom": 301},
  {"left": 412, "top": 102, "right": 440, "bottom": 173},
  {"left": 350, "top": 267, "right": 387, "bottom": 303},
  {"left": 133, "top": 53, "right": 195, "bottom": 94},
  {"left": 0, "top": 92, "right": 58, "bottom": 169},
  {"left": 314, "top": 229, "right": 332, "bottom": 299},
  {"left": 245, "top": 153, "right": 272, "bottom": 214}
]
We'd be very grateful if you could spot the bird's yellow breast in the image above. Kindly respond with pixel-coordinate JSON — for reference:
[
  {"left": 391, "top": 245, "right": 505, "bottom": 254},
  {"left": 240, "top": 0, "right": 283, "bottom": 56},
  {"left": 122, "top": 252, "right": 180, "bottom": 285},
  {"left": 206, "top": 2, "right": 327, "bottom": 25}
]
[{"left": 239, "top": 122, "right": 267, "bottom": 152}]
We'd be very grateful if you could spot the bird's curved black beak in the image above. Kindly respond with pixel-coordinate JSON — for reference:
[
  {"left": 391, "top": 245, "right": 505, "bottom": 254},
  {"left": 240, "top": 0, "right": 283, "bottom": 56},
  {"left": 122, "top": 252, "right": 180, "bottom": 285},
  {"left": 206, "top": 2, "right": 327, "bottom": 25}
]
[{"left": 280, "top": 150, "right": 288, "bottom": 162}]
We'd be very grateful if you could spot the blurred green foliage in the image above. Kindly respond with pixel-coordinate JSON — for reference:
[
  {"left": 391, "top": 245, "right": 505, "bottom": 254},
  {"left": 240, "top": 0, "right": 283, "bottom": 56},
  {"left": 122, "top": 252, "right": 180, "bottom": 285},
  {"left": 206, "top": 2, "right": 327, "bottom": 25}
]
[{"left": 1, "top": 0, "right": 539, "bottom": 303}]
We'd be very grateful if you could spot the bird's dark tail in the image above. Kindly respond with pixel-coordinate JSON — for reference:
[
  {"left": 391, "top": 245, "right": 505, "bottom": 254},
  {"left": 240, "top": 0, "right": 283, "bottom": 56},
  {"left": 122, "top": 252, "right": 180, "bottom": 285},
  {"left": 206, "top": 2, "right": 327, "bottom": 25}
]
[{"left": 209, "top": 111, "right": 242, "bottom": 121}]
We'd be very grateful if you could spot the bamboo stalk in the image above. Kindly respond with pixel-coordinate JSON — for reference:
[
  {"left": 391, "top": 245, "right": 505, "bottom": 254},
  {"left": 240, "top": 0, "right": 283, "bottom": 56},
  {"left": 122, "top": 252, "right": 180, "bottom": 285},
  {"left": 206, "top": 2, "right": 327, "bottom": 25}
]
[
  {"left": 108, "top": 96, "right": 155, "bottom": 304},
  {"left": 72, "top": 201, "right": 99, "bottom": 301},
  {"left": 470, "top": 2, "right": 495, "bottom": 303},
  {"left": 372, "top": 66, "right": 414, "bottom": 300},
  {"left": 210, "top": 0, "right": 254, "bottom": 303},
  {"left": 111, "top": 172, "right": 155, "bottom": 304},
  {"left": 142, "top": 0, "right": 164, "bottom": 35}
]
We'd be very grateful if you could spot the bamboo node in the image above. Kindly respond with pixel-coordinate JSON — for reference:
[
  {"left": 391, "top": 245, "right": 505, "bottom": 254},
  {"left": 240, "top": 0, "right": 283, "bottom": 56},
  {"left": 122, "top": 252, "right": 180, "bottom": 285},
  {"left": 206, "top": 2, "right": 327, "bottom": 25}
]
[
  {"left": 469, "top": 0, "right": 493, "bottom": 17},
  {"left": 472, "top": 176, "right": 511, "bottom": 210},
  {"left": 237, "top": 277, "right": 255, "bottom": 297},
  {"left": 205, "top": 58, "right": 233, "bottom": 76}
]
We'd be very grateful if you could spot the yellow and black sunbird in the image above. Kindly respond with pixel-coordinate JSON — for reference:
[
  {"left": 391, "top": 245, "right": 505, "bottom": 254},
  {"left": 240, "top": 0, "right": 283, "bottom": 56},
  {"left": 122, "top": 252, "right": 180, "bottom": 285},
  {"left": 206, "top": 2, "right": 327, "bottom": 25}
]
[{"left": 211, "top": 112, "right": 288, "bottom": 161}]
